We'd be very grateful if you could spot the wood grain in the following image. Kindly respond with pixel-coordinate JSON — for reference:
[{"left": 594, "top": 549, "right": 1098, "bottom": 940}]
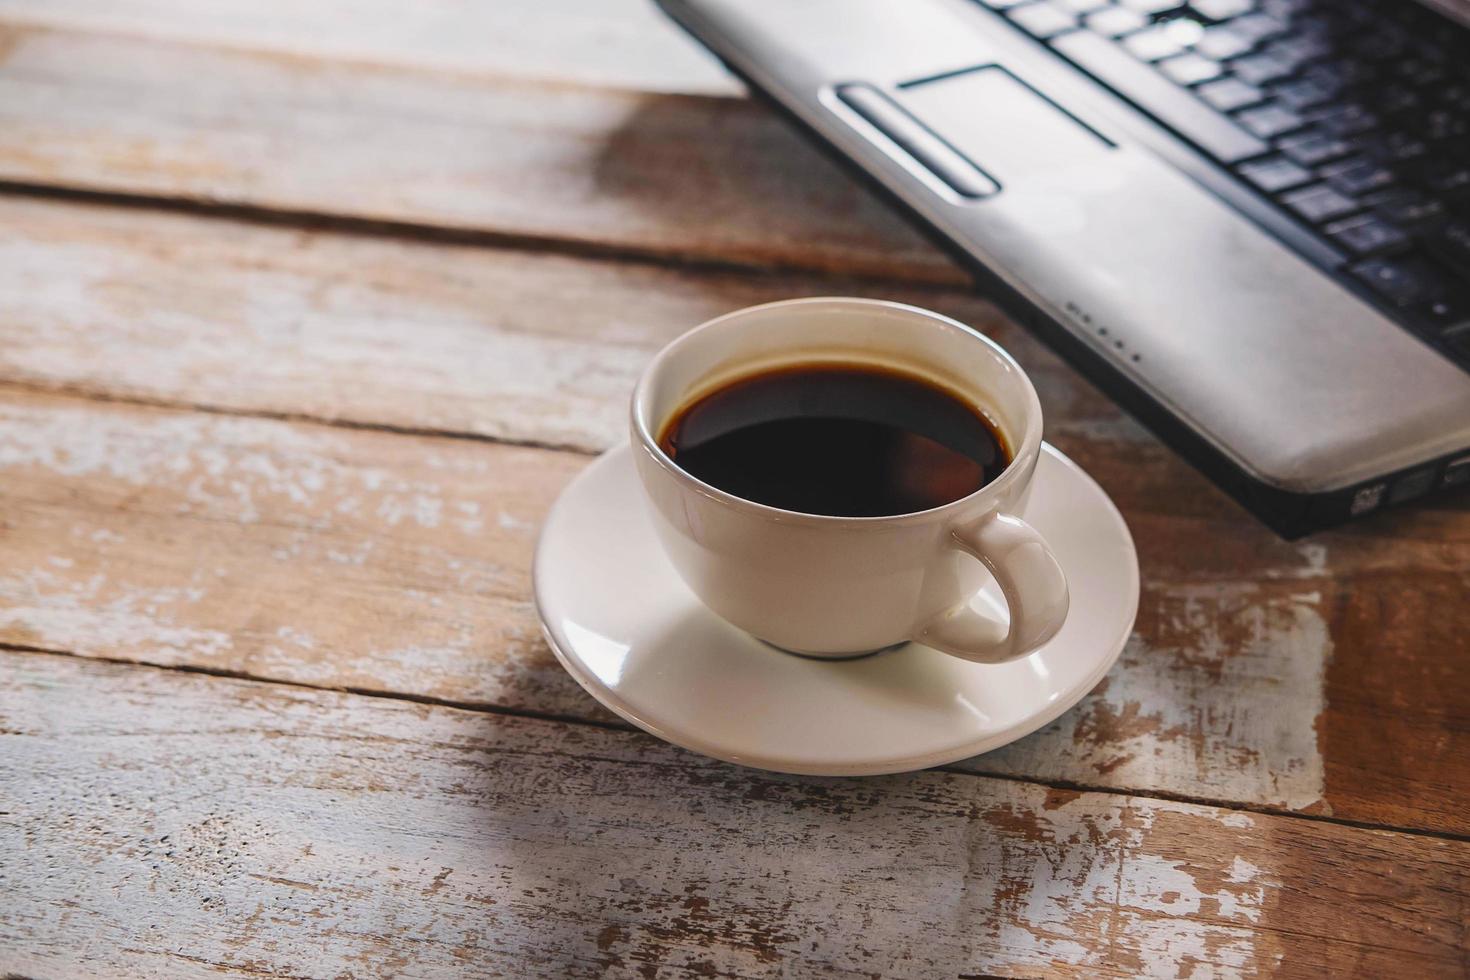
[
  {"left": 0, "top": 25, "right": 959, "bottom": 284},
  {"left": 0, "top": 0, "right": 1464, "bottom": 968},
  {"left": 1, "top": 197, "right": 1467, "bottom": 833},
  {"left": 3, "top": 651, "right": 1466, "bottom": 979},
  {"left": 0, "top": 195, "right": 998, "bottom": 453},
  {"left": 0, "top": 371, "right": 1466, "bottom": 834},
  {"left": 0, "top": 0, "right": 741, "bottom": 95}
]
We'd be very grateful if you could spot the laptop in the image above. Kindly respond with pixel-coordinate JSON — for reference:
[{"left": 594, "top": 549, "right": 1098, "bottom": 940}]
[{"left": 654, "top": 0, "right": 1470, "bottom": 537}]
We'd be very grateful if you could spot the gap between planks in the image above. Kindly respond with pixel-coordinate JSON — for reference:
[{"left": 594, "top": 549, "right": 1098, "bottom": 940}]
[
  {"left": 2, "top": 370, "right": 1465, "bottom": 833},
  {"left": 0, "top": 374, "right": 605, "bottom": 459},
  {"left": 0, "top": 0, "right": 743, "bottom": 97},
  {"left": 2, "top": 196, "right": 1462, "bottom": 834},
  {"left": 0, "top": 21, "right": 960, "bottom": 286},
  {"left": 6, "top": 639, "right": 1466, "bottom": 847},
  {"left": 0, "top": 179, "right": 972, "bottom": 295}
]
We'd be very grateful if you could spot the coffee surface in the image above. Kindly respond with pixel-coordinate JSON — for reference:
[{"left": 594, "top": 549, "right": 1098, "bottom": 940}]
[{"left": 658, "top": 363, "right": 1009, "bottom": 517}]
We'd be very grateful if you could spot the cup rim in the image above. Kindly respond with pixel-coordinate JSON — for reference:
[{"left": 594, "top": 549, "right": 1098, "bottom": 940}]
[{"left": 630, "top": 296, "right": 1045, "bottom": 528}]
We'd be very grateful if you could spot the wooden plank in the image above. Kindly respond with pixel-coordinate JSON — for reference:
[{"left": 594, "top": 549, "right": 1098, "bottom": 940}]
[
  {"left": 0, "top": 0, "right": 741, "bottom": 95},
  {"left": 0, "top": 389, "right": 598, "bottom": 718},
  {"left": 1, "top": 377, "right": 1467, "bottom": 835},
  {"left": 0, "top": 25, "right": 959, "bottom": 284},
  {"left": 2, "top": 191, "right": 1464, "bottom": 547},
  {"left": 0, "top": 195, "right": 995, "bottom": 454},
  {"left": 2, "top": 197, "right": 1468, "bottom": 833},
  {"left": 3, "top": 651, "right": 1466, "bottom": 979}
]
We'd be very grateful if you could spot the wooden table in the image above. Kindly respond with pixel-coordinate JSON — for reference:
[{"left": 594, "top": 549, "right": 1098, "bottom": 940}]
[{"left": 0, "top": 2, "right": 1466, "bottom": 976}]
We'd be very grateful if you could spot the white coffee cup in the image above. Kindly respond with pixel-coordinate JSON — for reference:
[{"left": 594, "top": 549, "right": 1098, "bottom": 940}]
[{"left": 630, "top": 297, "right": 1068, "bottom": 662}]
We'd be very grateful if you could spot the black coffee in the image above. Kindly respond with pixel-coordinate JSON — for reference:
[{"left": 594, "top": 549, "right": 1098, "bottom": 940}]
[{"left": 658, "top": 363, "right": 1009, "bottom": 517}]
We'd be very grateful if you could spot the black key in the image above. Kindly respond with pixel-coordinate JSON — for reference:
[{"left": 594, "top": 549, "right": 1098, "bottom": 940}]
[
  {"left": 1288, "top": 12, "right": 1338, "bottom": 39},
  {"left": 1445, "top": 325, "right": 1470, "bottom": 361},
  {"left": 1424, "top": 221, "right": 1470, "bottom": 278},
  {"left": 1317, "top": 157, "right": 1396, "bottom": 196},
  {"left": 1008, "top": 2, "right": 1079, "bottom": 38},
  {"left": 1423, "top": 294, "right": 1470, "bottom": 333},
  {"left": 1354, "top": 130, "right": 1430, "bottom": 165},
  {"left": 1303, "top": 60, "right": 1376, "bottom": 94},
  {"left": 1423, "top": 164, "right": 1470, "bottom": 199},
  {"left": 1436, "top": 81, "right": 1470, "bottom": 114},
  {"left": 1371, "top": 84, "right": 1421, "bottom": 117},
  {"left": 1281, "top": 183, "right": 1360, "bottom": 222},
  {"left": 1237, "top": 155, "right": 1312, "bottom": 192},
  {"left": 1410, "top": 107, "right": 1469, "bottom": 143},
  {"left": 1278, "top": 129, "right": 1352, "bottom": 166},
  {"left": 1085, "top": 6, "right": 1147, "bottom": 36},
  {"left": 1228, "top": 12, "right": 1287, "bottom": 42},
  {"left": 1268, "top": 77, "right": 1333, "bottom": 111},
  {"left": 1194, "top": 26, "right": 1254, "bottom": 61},
  {"left": 1051, "top": 30, "right": 1271, "bottom": 161},
  {"left": 1260, "top": 0, "right": 1313, "bottom": 17},
  {"left": 1303, "top": 103, "right": 1380, "bottom": 137},
  {"left": 1159, "top": 52, "right": 1224, "bottom": 85},
  {"left": 1329, "top": 3, "right": 1378, "bottom": 28},
  {"left": 1395, "top": 56, "right": 1447, "bottom": 88},
  {"left": 1229, "top": 52, "right": 1293, "bottom": 86},
  {"left": 1349, "top": 29, "right": 1408, "bottom": 64},
  {"left": 1261, "top": 34, "right": 1333, "bottom": 71},
  {"left": 1364, "top": 188, "right": 1446, "bottom": 228},
  {"left": 1198, "top": 76, "right": 1264, "bottom": 111},
  {"left": 1235, "top": 101, "right": 1304, "bottom": 138},
  {"left": 1324, "top": 213, "right": 1409, "bottom": 255},
  {"left": 1296, "top": 66, "right": 1346, "bottom": 101},
  {"left": 1350, "top": 257, "right": 1442, "bottom": 306}
]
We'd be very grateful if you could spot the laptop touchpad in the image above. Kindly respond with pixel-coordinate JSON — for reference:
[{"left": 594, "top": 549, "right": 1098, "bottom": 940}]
[{"left": 894, "top": 66, "right": 1112, "bottom": 187}]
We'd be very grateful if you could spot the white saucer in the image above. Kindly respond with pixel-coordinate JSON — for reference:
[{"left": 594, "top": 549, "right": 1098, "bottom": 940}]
[{"left": 534, "top": 442, "right": 1139, "bottom": 776}]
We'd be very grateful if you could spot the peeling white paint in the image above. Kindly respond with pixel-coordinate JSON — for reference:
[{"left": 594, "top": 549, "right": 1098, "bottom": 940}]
[
  {"left": 954, "top": 787, "right": 1305, "bottom": 977},
  {"left": 0, "top": 569, "right": 231, "bottom": 660},
  {"left": 1264, "top": 541, "right": 1330, "bottom": 580},
  {"left": 0, "top": 402, "right": 490, "bottom": 536},
  {"left": 1228, "top": 856, "right": 1263, "bottom": 884},
  {"left": 979, "top": 587, "right": 1330, "bottom": 812},
  {"left": 454, "top": 500, "right": 483, "bottom": 534},
  {"left": 0, "top": 212, "right": 646, "bottom": 453},
  {"left": 497, "top": 510, "right": 532, "bottom": 533},
  {"left": 413, "top": 494, "right": 442, "bottom": 528},
  {"left": 1117, "top": 806, "right": 1279, "bottom": 974},
  {"left": 276, "top": 626, "right": 316, "bottom": 650},
  {"left": 325, "top": 541, "right": 375, "bottom": 566},
  {"left": 1297, "top": 543, "right": 1328, "bottom": 576}
]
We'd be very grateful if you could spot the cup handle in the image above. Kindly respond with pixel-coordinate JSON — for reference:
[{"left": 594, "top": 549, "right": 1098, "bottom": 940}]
[{"left": 916, "top": 513, "right": 1069, "bottom": 664}]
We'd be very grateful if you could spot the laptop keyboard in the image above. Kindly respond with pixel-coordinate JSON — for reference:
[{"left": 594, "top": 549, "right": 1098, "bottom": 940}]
[{"left": 978, "top": 0, "right": 1470, "bottom": 366}]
